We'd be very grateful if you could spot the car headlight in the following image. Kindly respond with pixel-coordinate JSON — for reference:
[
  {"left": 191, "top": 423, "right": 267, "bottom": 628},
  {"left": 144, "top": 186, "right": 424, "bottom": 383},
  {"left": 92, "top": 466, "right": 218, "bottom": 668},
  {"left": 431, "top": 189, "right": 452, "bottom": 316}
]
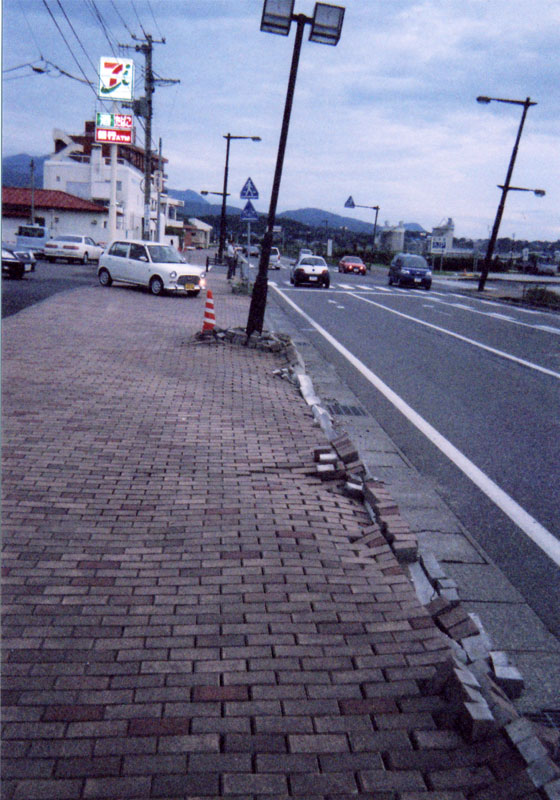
[
  {"left": 401, "top": 269, "right": 410, "bottom": 275},
  {"left": 169, "top": 271, "right": 178, "bottom": 280},
  {"left": 425, "top": 270, "right": 432, "bottom": 277}
]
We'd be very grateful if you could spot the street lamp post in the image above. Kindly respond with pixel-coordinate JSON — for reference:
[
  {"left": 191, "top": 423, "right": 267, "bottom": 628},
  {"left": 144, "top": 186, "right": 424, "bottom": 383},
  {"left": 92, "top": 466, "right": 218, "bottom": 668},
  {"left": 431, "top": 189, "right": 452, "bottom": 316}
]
[
  {"left": 218, "top": 134, "right": 261, "bottom": 263},
  {"left": 476, "top": 95, "right": 539, "bottom": 291},
  {"left": 344, "top": 196, "right": 379, "bottom": 264},
  {"left": 246, "top": 1, "right": 345, "bottom": 339}
]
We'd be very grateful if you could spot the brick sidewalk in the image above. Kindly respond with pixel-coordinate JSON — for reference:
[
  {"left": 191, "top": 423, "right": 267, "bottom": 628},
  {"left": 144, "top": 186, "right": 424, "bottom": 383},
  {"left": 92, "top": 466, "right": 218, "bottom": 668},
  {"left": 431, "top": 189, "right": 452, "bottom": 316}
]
[{"left": 1, "top": 271, "right": 552, "bottom": 798}]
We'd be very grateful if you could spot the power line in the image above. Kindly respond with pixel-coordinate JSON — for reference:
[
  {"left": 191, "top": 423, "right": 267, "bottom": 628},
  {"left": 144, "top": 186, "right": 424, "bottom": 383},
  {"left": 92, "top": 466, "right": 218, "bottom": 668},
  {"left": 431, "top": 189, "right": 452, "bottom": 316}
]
[
  {"left": 55, "top": 0, "right": 99, "bottom": 76},
  {"left": 41, "top": 0, "right": 97, "bottom": 96},
  {"left": 85, "top": 0, "right": 119, "bottom": 54},
  {"left": 110, "top": 0, "right": 135, "bottom": 38}
]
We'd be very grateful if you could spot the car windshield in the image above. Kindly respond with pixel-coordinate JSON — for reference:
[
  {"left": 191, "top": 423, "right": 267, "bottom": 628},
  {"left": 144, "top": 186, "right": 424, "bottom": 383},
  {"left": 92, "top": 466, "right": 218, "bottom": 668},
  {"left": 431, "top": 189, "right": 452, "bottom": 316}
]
[
  {"left": 146, "top": 245, "right": 184, "bottom": 264},
  {"left": 346, "top": 257, "right": 363, "bottom": 264},
  {"left": 301, "top": 257, "right": 326, "bottom": 266},
  {"left": 403, "top": 256, "right": 428, "bottom": 268},
  {"left": 56, "top": 235, "right": 82, "bottom": 242}
]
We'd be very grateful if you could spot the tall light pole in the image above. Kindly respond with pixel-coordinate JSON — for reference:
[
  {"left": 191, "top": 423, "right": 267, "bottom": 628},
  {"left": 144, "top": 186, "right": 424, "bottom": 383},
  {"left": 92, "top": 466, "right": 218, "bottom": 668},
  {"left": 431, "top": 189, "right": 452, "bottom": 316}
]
[
  {"left": 476, "top": 95, "right": 539, "bottom": 291},
  {"left": 344, "top": 196, "right": 379, "bottom": 263},
  {"left": 246, "top": 1, "right": 345, "bottom": 339},
  {"left": 218, "top": 134, "right": 261, "bottom": 262}
]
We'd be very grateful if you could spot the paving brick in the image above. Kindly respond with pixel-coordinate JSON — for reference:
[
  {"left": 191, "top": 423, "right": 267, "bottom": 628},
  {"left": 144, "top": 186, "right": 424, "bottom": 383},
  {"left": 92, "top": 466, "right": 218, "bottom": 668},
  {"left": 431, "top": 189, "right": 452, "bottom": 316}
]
[{"left": 1, "top": 273, "right": 540, "bottom": 800}]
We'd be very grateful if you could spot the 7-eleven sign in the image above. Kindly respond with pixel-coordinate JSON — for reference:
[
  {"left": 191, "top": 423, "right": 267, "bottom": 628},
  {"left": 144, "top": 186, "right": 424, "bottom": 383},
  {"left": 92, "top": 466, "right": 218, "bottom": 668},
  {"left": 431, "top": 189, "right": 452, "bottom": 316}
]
[{"left": 98, "top": 57, "right": 134, "bottom": 101}]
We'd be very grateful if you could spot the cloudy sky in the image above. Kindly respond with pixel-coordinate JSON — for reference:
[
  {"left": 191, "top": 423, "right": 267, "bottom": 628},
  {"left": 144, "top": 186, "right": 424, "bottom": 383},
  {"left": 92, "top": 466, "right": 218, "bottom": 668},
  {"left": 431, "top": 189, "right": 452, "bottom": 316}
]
[{"left": 2, "top": 0, "right": 559, "bottom": 240}]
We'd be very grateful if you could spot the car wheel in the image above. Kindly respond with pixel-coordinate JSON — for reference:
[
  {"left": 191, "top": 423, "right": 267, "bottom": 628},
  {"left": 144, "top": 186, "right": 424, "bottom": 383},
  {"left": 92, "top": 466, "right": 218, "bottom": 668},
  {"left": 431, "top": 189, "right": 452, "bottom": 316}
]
[
  {"left": 98, "top": 268, "right": 112, "bottom": 287},
  {"left": 388, "top": 275, "right": 393, "bottom": 285},
  {"left": 424, "top": 283, "right": 431, "bottom": 291},
  {"left": 83, "top": 253, "right": 89, "bottom": 264},
  {"left": 149, "top": 276, "right": 164, "bottom": 296},
  {"left": 323, "top": 278, "right": 330, "bottom": 288}
]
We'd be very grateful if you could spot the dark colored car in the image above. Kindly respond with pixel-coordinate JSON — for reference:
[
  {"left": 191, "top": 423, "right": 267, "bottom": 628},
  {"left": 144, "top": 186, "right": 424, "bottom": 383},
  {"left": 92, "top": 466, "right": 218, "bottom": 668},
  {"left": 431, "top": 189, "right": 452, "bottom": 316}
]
[
  {"left": 2, "top": 246, "right": 26, "bottom": 279},
  {"left": 338, "top": 255, "right": 366, "bottom": 274},
  {"left": 388, "top": 253, "right": 432, "bottom": 290}
]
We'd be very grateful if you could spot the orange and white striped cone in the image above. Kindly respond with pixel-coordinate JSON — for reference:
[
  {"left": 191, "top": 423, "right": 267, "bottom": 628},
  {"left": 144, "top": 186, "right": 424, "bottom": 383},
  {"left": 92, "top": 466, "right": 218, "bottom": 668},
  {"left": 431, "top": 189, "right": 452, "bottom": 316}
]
[{"left": 202, "top": 289, "right": 216, "bottom": 332}]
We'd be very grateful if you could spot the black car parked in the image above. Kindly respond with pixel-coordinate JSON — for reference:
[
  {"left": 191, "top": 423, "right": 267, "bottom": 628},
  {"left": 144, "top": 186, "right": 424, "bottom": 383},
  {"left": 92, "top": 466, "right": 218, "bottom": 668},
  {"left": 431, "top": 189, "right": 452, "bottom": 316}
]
[
  {"left": 2, "top": 246, "right": 26, "bottom": 280},
  {"left": 388, "top": 253, "right": 432, "bottom": 290}
]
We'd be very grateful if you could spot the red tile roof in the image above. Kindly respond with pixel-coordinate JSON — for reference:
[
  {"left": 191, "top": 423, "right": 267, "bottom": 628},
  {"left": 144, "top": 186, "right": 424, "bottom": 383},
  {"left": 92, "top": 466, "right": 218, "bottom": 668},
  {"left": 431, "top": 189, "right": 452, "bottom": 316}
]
[{"left": 2, "top": 187, "right": 107, "bottom": 213}]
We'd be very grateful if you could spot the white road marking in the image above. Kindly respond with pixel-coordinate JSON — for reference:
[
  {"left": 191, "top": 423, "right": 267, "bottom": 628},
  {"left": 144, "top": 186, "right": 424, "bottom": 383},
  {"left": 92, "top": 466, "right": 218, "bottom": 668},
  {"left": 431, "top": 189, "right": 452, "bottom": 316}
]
[
  {"left": 272, "top": 284, "right": 560, "bottom": 568},
  {"left": 348, "top": 292, "right": 560, "bottom": 380}
]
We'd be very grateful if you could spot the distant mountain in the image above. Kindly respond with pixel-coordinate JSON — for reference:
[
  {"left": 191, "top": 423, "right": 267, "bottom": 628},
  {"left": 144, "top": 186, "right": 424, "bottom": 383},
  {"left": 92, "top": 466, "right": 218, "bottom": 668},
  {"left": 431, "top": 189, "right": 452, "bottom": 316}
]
[
  {"left": 2, "top": 153, "right": 48, "bottom": 188},
  {"left": 277, "top": 207, "right": 375, "bottom": 234}
]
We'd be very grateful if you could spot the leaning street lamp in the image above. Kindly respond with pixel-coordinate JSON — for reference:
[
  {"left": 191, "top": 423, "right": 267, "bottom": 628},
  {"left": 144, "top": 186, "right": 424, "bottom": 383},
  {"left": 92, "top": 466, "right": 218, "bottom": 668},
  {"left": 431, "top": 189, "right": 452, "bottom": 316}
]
[
  {"left": 218, "top": 134, "right": 261, "bottom": 263},
  {"left": 344, "top": 196, "right": 380, "bottom": 262},
  {"left": 476, "top": 95, "right": 539, "bottom": 291},
  {"left": 246, "top": 1, "right": 345, "bottom": 339}
]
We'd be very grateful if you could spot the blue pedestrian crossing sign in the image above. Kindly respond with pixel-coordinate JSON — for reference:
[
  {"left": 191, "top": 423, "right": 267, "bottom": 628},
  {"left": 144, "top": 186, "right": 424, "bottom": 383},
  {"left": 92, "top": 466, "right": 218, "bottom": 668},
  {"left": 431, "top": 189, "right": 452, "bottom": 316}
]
[
  {"left": 240, "top": 200, "right": 259, "bottom": 222},
  {"left": 240, "top": 177, "right": 259, "bottom": 200}
]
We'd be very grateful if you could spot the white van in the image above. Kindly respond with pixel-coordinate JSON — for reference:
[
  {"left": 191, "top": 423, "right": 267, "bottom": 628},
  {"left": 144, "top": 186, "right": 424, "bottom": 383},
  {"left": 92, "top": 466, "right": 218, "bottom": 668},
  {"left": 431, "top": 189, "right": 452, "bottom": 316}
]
[{"left": 15, "top": 224, "right": 50, "bottom": 257}]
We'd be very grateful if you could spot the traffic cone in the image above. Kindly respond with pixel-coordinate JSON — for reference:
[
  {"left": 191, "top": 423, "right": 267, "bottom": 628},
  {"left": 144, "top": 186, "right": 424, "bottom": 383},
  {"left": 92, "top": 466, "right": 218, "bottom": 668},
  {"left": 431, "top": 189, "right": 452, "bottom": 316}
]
[{"left": 202, "top": 289, "right": 215, "bottom": 332}]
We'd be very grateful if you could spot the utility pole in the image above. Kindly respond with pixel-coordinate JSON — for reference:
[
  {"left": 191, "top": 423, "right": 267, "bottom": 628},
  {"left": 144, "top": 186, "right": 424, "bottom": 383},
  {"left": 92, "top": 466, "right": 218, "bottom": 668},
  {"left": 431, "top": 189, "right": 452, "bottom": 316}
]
[
  {"left": 30, "top": 158, "right": 35, "bottom": 224},
  {"left": 125, "top": 34, "right": 179, "bottom": 241}
]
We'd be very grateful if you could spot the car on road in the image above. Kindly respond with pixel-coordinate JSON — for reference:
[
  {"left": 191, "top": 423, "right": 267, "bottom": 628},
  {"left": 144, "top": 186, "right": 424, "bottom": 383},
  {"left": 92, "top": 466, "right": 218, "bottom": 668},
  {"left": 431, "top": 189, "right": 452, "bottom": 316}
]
[
  {"left": 243, "top": 243, "right": 260, "bottom": 256},
  {"left": 298, "top": 248, "right": 313, "bottom": 259},
  {"left": 98, "top": 240, "right": 207, "bottom": 296},
  {"left": 2, "top": 246, "right": 26, "bottom": 279},
  {"left": 388, "top": 253, "right": 432, "bottom": 290},
  {"left": 44, "top": 235, "right": 105, "bottom": 264},
  {"left": 338, "top": 255, "right": 366, "bottom": 275},
  {"left": 3, "top": 242, "right": 36, "bottom": 273},
  {"left": 269, "top": 247, "right": 281, "bottom": 269},
  {"left": 290, "top": 255, "right": 330, "bottom": 288}
]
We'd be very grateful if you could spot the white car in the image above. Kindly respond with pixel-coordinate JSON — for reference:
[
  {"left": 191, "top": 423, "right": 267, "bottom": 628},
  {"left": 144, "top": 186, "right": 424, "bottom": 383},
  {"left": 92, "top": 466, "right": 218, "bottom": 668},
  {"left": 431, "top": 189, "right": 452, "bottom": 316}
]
[
  {"left": 44, "top": 235, "right": 105, "bottom": 264},
  {"left": 269, "top": 247, "right": 281, "bottom": 269},
  {"left": 98, "top": 240, "right": 207, "bottom": 296},
  {"left": 290, "top": 255, "right": 330, "bottom": 288}
]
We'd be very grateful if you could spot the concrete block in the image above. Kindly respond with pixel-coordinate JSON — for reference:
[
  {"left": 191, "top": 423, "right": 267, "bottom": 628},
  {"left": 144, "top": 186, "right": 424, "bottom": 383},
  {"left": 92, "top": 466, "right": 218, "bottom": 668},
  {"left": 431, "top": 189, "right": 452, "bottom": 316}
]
[
  {"left": 527, "top": 756, "right": 560, "bottom": 789},
  {"left": 506, "top": 716, "right": 537, "bottom": 745},
  {"left": 517, "top": 735, "right": 549, "bottom": 765},
  {"left": 459, "top": 700, "right": 496, "bottom": 742},
  {"left": 493, "top": 664, "right": 524, "bottom": 699},
  {"left": 421, "top": 552, "right": 446, "bottom": 582}
]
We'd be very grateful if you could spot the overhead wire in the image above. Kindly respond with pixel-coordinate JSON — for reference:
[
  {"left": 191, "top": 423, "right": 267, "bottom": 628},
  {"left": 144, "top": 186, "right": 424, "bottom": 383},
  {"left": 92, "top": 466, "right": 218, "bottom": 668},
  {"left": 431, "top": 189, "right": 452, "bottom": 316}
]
[
  {"left": 54, "top": 0, "right": 100, "bottom": 76},
  {"left": 40, "top": 0, "right": 97, "bottom": 96}
]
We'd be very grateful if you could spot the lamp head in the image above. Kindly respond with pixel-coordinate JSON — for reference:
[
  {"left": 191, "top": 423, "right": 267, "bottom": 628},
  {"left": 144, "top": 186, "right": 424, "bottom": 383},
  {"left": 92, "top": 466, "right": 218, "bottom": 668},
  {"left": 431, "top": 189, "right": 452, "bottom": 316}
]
[
  {"left": 534, "top": 189, "right": 546, "bottom": 197},
  {"left": 260, "top": 0, "right": 295, "bottom": 35},
  {"left": 476, "top": 95, "right": 492, "bottom": 104},
  {"left": 309, "top": 3, "right": 345, "bottom": 45}
]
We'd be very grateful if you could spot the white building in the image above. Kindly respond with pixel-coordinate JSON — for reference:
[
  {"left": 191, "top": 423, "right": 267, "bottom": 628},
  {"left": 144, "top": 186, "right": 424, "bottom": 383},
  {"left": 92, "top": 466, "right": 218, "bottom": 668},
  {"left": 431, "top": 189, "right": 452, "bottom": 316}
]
[{"left": 43, "top": 121, "right": 183, "bottom": 245}]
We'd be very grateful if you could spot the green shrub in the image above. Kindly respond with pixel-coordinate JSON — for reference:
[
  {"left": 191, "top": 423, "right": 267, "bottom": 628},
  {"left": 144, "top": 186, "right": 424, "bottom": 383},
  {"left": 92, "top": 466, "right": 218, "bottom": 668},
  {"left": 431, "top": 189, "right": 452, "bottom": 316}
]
[{"left": 523, "top": 286, "right": 560, "bottom": 309}]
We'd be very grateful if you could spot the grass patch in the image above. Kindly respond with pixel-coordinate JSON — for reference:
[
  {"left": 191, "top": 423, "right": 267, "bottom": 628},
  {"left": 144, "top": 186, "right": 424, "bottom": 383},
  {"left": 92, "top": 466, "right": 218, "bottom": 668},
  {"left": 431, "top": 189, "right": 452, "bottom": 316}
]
[{"left": 522, "top": 286, "right": 560, "bottom": 309}]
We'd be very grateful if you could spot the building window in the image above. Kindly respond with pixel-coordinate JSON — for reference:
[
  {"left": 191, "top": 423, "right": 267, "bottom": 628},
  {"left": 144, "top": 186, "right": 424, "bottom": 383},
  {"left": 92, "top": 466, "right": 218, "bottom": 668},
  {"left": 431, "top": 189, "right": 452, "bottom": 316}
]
[
  {"left": 116, "top": 181, "right": 122, "bottom": 191},
  {"left": 56, "top": 175, "right": 61, "bottom": 182}
]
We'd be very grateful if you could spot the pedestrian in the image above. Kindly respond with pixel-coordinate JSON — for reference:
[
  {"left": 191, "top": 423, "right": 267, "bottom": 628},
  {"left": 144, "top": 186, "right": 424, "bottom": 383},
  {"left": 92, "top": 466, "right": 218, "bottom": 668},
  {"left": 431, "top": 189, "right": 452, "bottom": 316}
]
[{"left": 227, "top": 241, "right": 235, "bottom": 279}]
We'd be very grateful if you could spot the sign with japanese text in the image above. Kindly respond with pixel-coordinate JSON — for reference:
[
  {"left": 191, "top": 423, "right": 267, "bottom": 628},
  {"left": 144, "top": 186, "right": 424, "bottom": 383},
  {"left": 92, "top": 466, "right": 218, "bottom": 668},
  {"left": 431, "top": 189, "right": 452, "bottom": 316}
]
[
  {"left": 96, "top": 112, "right": 133, "bottom": 130},
  {"left": 95, "top": 128, "right": 133, "bottom": 144},
  {"left": 98, "top": 57, "right": 134, "bottom": 101},
  {"left": 430, "top": 237, "right": 447, "bottom": 253}
]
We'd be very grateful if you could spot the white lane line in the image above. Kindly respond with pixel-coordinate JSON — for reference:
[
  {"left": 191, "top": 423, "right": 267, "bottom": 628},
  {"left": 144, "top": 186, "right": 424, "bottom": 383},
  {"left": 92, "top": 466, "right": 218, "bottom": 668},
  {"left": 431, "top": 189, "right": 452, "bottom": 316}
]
[
  {"left": 347, "top": 292, "right": 560, "bottom": 380},
  {"left": 272, "top": 285, "right": 560, "bottom": 568}
]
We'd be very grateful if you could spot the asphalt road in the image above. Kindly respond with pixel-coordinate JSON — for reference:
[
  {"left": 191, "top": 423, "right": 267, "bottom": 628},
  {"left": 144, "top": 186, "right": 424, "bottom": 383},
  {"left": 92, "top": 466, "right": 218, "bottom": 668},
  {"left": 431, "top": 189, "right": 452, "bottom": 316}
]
[
  {"left": 268, "top": 266, "right": 560, "bottom": 640},
  {"left": 1, "top": 258, "right": 98, "bottom": 318}
]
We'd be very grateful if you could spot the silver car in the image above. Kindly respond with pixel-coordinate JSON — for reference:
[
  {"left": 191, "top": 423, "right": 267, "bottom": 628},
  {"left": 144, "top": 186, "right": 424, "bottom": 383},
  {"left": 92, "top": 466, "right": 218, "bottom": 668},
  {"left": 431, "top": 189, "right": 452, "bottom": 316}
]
[
  {"left": 44, "top": 235, "right": 104, "bottom": 264},
  {"left": 290, "top": 255, "right": 330, "bottom": 288},
  {"left": 98, "top": 240, "right": 206, "bottom": 296}
]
